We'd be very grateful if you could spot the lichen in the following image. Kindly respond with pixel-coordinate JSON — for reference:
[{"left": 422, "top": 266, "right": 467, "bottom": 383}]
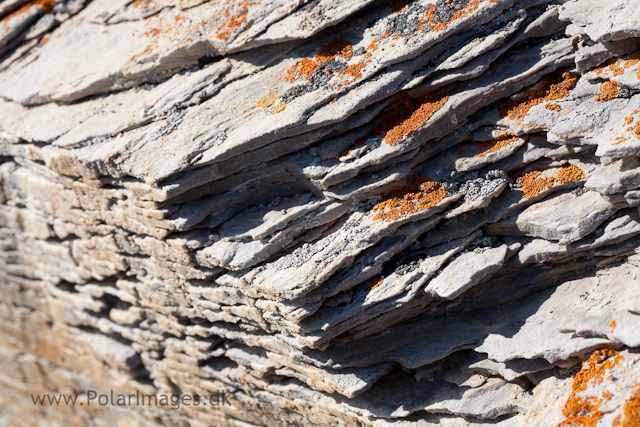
[
  {"left": 609, "top": 319, "right": 617, "bottom": 333},
  {"left": 619, "top": 385, "right": 640, "bottom": 427},
  {"left": 594, "top": 51, "right": 640, "bottom": 79},
  {"left": 286, "top": 40, "right": 353, "bottom": 84},
  {"left": 623, "top": 108, "right": 640, "bottom": 140},
  {"left": 369, "top": 276, "right": 384, "bottom": 290},
  {"left": 372, "top": 177, "right": 446, "bottom": 222},
  {"left": 516, "top": 169, "right": 556, "bottom": 199},
  {"left": 556, "top": 164, "right": 586, "bottom": 184},
  {"left": 1, "top": 0, "right": 55, "bottom": 30},
  {"left": 557, "top": 348, "right": 624, "bottom": 427},
  {"left": 215, "top": 0, "right": 254, "bottom": 41},
  {"left": 339, "top": 92, "right": 447, "bottom": 157},
  {"left": 500, "top": 72, "right": 578, "bottom": 120},
  {"left": 132, "top": 0, "right": 153, "bottom": 8},
  {"left": 516, "top": 164, "right": 585, "bottom": 199},
  {"left": 383, "top": 93, "right": 449, "bottom": 146},
  {"left": 613, "top": 136, "right": 628, "bottom": 146},
  {"left": 283, "top": 0, "right": 498, "bottom": 96},
  {"left": 474, "top": 133, "right": 519, "bottom": 158},
  {"left": 257, "top": 91, "right": 286, "bottom": 114},
  {"left": 595, "top": 80, "right": 621, "bottom": 102}
]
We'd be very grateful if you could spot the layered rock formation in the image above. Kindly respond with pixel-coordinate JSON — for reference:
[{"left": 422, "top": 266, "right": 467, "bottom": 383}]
[{"left": 1, "top": 0, "right": 640, "bottom": 426}]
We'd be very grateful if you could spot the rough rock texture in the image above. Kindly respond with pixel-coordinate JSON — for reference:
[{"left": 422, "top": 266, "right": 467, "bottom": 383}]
[{"left": 1, "top": 0, "right": 640, "bottom": 426}]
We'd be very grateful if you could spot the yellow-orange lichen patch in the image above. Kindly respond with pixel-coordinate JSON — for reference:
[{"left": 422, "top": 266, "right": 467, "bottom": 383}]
[
  {"left": 595, "top": 80, "right": 621, "bottom": 102},
  {"left": 384, "top": 93, "right": 449, "bottom": 146},
  {"left": 339, "top": 93, "right": 417, "bottom": 157},
  {"left": 594, "top": 51, "right": 640, "bottom": 78},
  {"left": 623, "top": 108, "right": 640, "bottom": 140},
  {"left": 338, "top": 140, "right": 365, "bottom": 158},
  {"left": 613, "top": 136, "right": 628, "bottom": 146},
  {"left": 1, "top": 0, "right": 55, "bottom": 29},
  {"left": 286, "top": 58, "right": 319, "bottom": 82},
  {"left": 546, "top": 103, "right": 561, "bottom": 111},
  {"left": 369, "top": 276, "right": 384, "bottom": 290},
  {"left": 130, "top": 5, "right": 198, "bottom": 62},
  {"left": 556, "top": 163, "right": 585, "bottom": 184},
  {"left": 417, "top": 0, "right": 484, "bottom": 34},
  {"left": 286, "top": 40, "right": 353, "bottom": 83},
  {"left": 516, "top": 169, "right": 556, "bottom": 199},
  {"left": 132, "top": 0, "right": 153, "bottom": 7},
  {"left": 435, "top": 0, "right": 482, "bottom": 32},
  {"left": 372, "top": 177, "right": 446, "bottom": 222},
  {"left": 474, "top": 133, "right": 519, "bottom": 158},
  {"left": 257, "top": 91, "right": 286, "bottom": 113},
  {"left": 215, "top": 0, "right": 253, "bottom": 41},
  {"left": 620, "top": 385, "right": 640, "bottom": 427},
  {"left": 500, "top": 72, "right": 578, "bottom": 121},
  {"left": 610, "top": 319, "right": 617, "bottom": 333},
  {"left": 257, "top": 91, "right": 281, "bottom": 108},
  {"left": 557, "top": 348, "right": 624, "bottom": 427},
  {"left": 339, "top": 61, "right": 368, "bottom": 84},
  {"left": 315, "top": 39, "right": 352, "bottom": 64}
]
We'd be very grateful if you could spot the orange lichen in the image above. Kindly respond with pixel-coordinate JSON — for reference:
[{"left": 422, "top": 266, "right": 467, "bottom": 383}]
[
  {"left": 143, "top": 28, "right": 161, "bottom": 37},
  {"left": 500, "top": 72, "right": 578, "bottom": 120},
  {"left": 557, "top": 348, "right": 624, "bottom": 427},
  {"left": 41, "top": 36, "right": 49, "bottom": 44},
  {"left": 474, "top": 133, "right": 519, "bottom": 158},
  {"left": 215, "top": 0, "right": 253, "bottom": 41},
  {"left": 594, "top": 51, "right": 640, "bottom": 78},
  {"left": 315, "top": 40, "right": 352, "bottom": 64},
  {"left": 372, "top": 177, "right": 446, "bottom": 222},
  {"left": 432, "top": 0, "right": 481, "bottom": 32},
  {"left": 546, "top": 103, "right": 561, "bottom": 111},
  {"left": 339, "top": 92, "right": 448, "bottom": 154},
  {"left": 130, "top": 5, "right": 194, "bottom": 61},
  {"left": 286, "top": 58, "right": 319, "bottom": 82},
  {"left": 516, "top": 170, "right": 556, "bottom": 199},
  {"left": 613, "top": 136, "right": 628, "bottom": 146},
  {"left": 556, "top": 163, "right": 585, "bottom": 184},
  {"left": 415, "top": 0, "right": 485, "bottom": 34},
  {"left": 384, "top": 93, "right": 449, "bottom": 146},
  {"left": 1, "top": 0, "right": 55, "bottom": 28},
  {"left": 623, "top": 108, "right": 640, "bottom": 140},
  {"left": 516, "top": 164, "right": 584, "bottom": 198},
  {"left": 338, "top": 140, "right": 366, "bottom": 158},
  {"left": 285, "top": 40, "right": 353, "bottom": 83},
  {"left": 132, "top": 0, "right": 154, "bottom": 7},
  {"left": 620, "top": 385, "right": 640, "bottom": 427},
  {"left": 340, "top": 93, "right": 420, "bottom": 157},
  {"left": 339, "top": 61, "right": 368, "bottom": 84},
  {"left": 609, "top": 319, "right": 617, "bottom": 333},
  {"left": 595, "top": 80, "right": 621, "bottom": 102},
  {"left": 369, "top": 277, "right": 384, "bottom": 290}
]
